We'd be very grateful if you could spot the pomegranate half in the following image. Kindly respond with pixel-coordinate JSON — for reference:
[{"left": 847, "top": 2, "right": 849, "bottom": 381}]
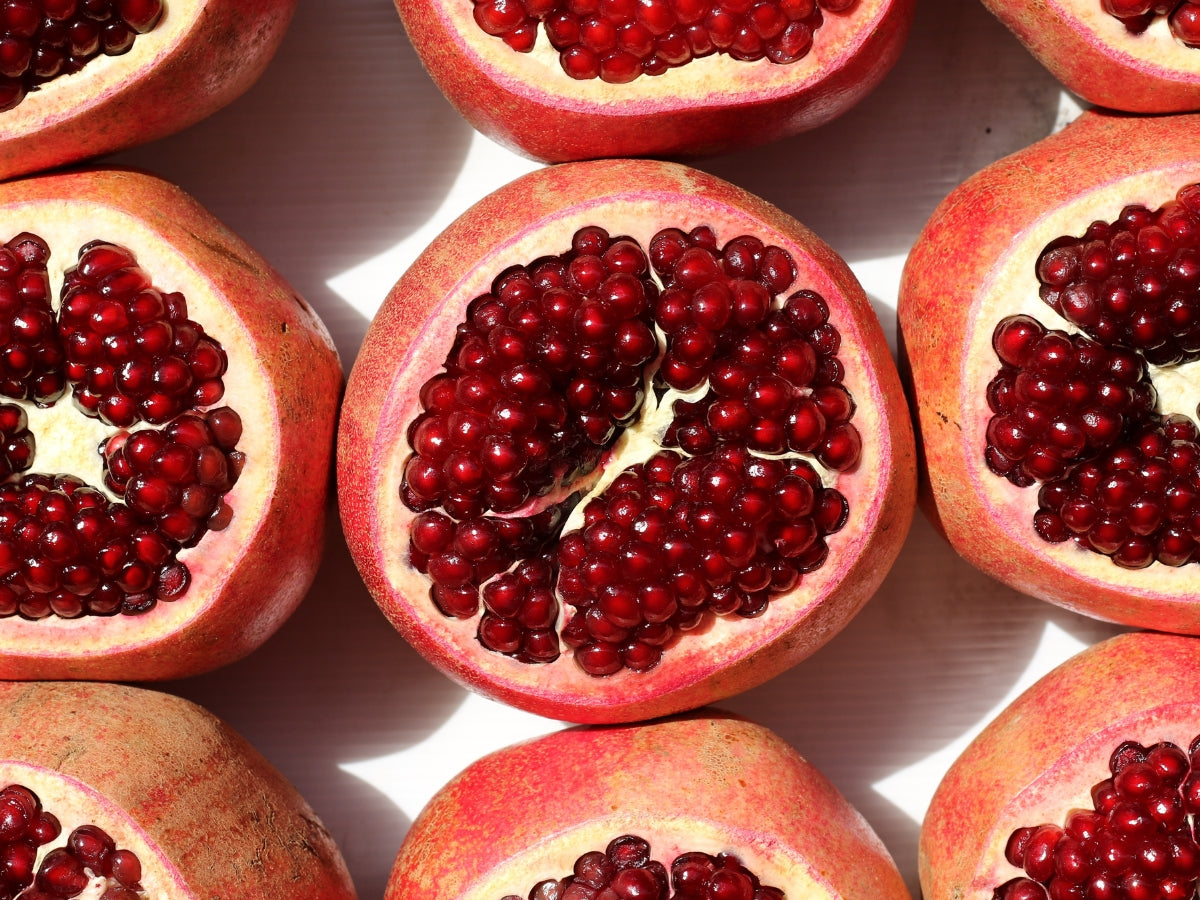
[
  {"left": 339, "top": 159, "right": 915, "bottom": 723},
  {"left": 393, "top": 0, "right": 913, "bottom": 162},
  {"left": 898, "top": 109, "right": 1200, "bottom": 633},
  {"left": 921, "top": 630, "right": 1200, "bottom": 900},
  {"left": 387, "top": 711, "right": 911, "bottom": 900},
  {"left": 0, "top": 166, "right": 341, "bottom": 681},
  {"left": 0, "top": 680, "right": 356, "bottom": 900},
  {"left": 0, "top": 1, "right": 297, "bottom": 182},
  {"left": 979, "top": 0, "right": 1200, "bottom": 112}
]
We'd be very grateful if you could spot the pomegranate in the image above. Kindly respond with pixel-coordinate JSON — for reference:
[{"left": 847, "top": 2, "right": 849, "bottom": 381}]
[
  {"left": 386, "top": 711, "right": 911, "bottom": 900},
  {"left": 978, "top": 0, "right": 1200, "bottom": 112},
  {"left": 338, "top": 159, "right": 915, "bottom": 723},
  {"left": 896, "top": 109, "right": 1200, "bottom": 633},
  {"left": 0, "top": 1, "right": 298, "bottom": 182},
  {"left": 0, "top": 680, "right": 356, "bottom": 899},
  {"left": 392, "top": 0, "right": 913, "bottom": 162},
  {"left": 0, "top": 167, "right": 341, "bottom": 681},
  {"left": 920, "top": 631, "right": 1200, "bottom": 900}
]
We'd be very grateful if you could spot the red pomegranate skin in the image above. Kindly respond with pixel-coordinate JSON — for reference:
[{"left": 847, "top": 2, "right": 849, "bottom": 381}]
[
  {"left": 899, "top": 110, "right": 1200, "bottom": 633},
  {"left": 921, "top": 631, "right": 1200, "bottom": 900},
  {"left": 980, "top": 0, "right": 1200, "bottom": 114},
  {"left": 393, "top": 0, "right": 914, "bottom": 162},
  {"left": 0, "top": 1, "right": 298, "bottom": 182},
  {"left": 387, "top": 712, "right": 911, "bottom": 900},
  {"left": 0, "top": 681, "right": 356, "bottom": 900},
  {"left": 0, "top": 168, "right": 342, "bottom": 681},
  {"left": 339, "top": 158, "right": 916, "bottom": 724}
]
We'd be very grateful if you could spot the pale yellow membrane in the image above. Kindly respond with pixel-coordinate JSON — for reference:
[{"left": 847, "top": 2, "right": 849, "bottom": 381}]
[
  {"left": 966, "top": 704, "right": 1200, "bottom": 900},
  {"left": 964, "top": 165, "right": 1200, "bottom": 596},
  {"left": 378, "top": 194, "right": 892, "bottom": 696},
  {"left": 0, "top": 200, "right": 277, "bottom": 654},
  {"left": 439, "top": 0, "right": 891, "bottom": 110},
  {"left": 1056, "top": 0, "right": 1200, "bottom": 74},
  {"left": 1, "top": 3, "right": 202, "bottom": 131},
  {"left": 0, "top": 762, "right": 194, "bottom": 900},
  {"left": 457, "top": 821, "right": 837, "bottom": 900}
]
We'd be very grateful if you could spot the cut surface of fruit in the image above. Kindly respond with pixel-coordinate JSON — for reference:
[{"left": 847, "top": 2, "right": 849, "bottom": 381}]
[
  {"left": 921, "top": 632, "right": 1200, "bottom": 900},
  {"left": 0, "top": 168, "right": 341, "bottom": 681},
  {"left": 979, "top": 0, "right": 1200, "bottom": 112},
  {"left": 386, "top": 712, "right": 911, "bottom": 900},
  {"left": 394, "top": 0, "right": 912, "bottom": 160},
  {"left": 0, "top": 1, "right": 297, "bottom": 182},
  {"left": 0, "top": 681, "right": 356, "bottom": 900},
  {"left": 899, "top": 109, "right": 1200, "bottom": 633},
  {"left": 340, "top": 159, "right": 915, "bottom": 723}
]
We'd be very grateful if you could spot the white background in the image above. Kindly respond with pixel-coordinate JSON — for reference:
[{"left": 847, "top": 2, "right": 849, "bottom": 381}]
[{"left": 99, "top": 0, "right": 1139, "bottom": 897}]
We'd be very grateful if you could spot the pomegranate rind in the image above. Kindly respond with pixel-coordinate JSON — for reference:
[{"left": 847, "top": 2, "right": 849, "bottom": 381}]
[
  {"left": 0, "top": 681, "right": 356, "bottom": 899},
  {"left": 0, "top": 167, "right": 342, "bottom": 680},
  {"left": 393, "top": 0, "right": 913, "bottom": 162},
  {"left": 338, "top": 158, "right": 915, "bottom": 724},
  {"left": 921, "top": 631, "right": 1200, "bottom": 900},
  {"left": 980, "top": 0, "right": 1200, "bottom": 113},
  {"left": 386, "top": 712, "right": 911, "bottom": 900},
  {"left": 0, "top": 1, "right": 297, "bottom": 182},
  {"left": 899, "top": 110, "right": 1200, "bottom": 632}
]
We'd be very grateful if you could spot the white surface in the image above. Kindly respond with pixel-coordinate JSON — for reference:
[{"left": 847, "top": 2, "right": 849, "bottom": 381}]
[{"left": 102, "top": 1, "right": 1133, "bottom": 897}]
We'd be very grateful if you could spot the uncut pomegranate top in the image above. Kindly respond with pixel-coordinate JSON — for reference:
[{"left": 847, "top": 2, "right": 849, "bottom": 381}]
[
  {"left": 399, "top": 222, "right": 863, "bottom": 679},
  {"left": 0, "top": 0, "right": 165, "bottom": 113},
  {"left": 982, "top": 180, "right": 1200, "bottom": 572},
  {"left": 0, "top": 230, "right": 243, "bottom": 622}
]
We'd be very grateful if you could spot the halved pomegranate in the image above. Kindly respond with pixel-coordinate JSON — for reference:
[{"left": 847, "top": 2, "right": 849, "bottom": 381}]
[
  {"left": 921, "top": 631, "right": 1200, "bottom": 900},
  {"left": 0, "top": 166, "right": 341, "bottom": 681},
  {"left": 0, "top": 680, "right": 356, "bottom": 900},
  {"left": 897, "top": 109, "right": 1200, "bottom": 633},
  {"left": 0, "top": 1, "right": 297, "bottom": 182},
  {"left": 979, "top": 0, "right": 1200, "bottom": 112},
  {"left": 338, "top": 159, "right": 915, "bottom": 723},
  {"left": 392, "top": 0, "right": 912, "bottom": 162},
  {"left": 386, "top": 711, "right": 911, "bottom": 900}
]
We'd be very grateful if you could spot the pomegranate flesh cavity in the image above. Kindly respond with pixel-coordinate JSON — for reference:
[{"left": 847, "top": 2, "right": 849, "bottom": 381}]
[
  {"left": 0, "top": 1, "right": 297, "bottom": 182},
  {"left": 0, "top": 168, "right": 341, "bottom": 680},
  {"left": 0, "top": 0, "right": 164, "bottom": 113},
  {"left": 386, "top": 712, "right": 911, "bottom": 900},
  {"left": 920, "top": 631, "right": 1200, "bottom": 900},
  {"left": 978, "top": 0, "right": 1200, "bottom": 112},
  {"left": 394, "top": 0, "right": 912, "bottom": 160},
  {"left": 339, "top": 159, "right": 914, "bottom": 723},
  {"left": 899, "top": 110, "right": 1200, "bottom": 633},
  {"left": 0, "top": 681, "right": 356, "bottom": 900}
]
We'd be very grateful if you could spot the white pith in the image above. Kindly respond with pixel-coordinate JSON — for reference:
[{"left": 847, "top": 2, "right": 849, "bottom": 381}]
[
  {"left": 963, "top": 704, "right": 1200, "bottom": 900},
  {"left": 454, "top": 820, "right": 836, "bottom": 900},
  {"left": 1, "top": 2, "right": 203, "bottom": 133},
  {"left": 434, "top": 0, "right": 893, "bottom": 109},
  {"left": 1052, "top": 0, "right": 1200, "bottom": 75},
  {"left": 0, "top": 199, "right": 277, "bottom": 650},
  {"left": 965, "top": 164, "right": 1200, "bottom": 594},
  {"left": 0, "top": 762, "right": 194, "bottom": 900},
  {"left": 375, "top": 191, "right": 893, "bottom": 702}
]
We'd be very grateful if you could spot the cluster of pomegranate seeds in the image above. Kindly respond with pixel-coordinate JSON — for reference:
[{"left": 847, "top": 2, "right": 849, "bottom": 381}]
[
  {"left": 995, "top": 736, "right": 1200, "bottom": 900},
  {"left": 0, "top": 0, "right": 165, "bottom": 112},
  {"left": 472, "top": 0, "right": 854, "bottom": 82},
  {"left": 557, "top": 446, "right": 847, "bottom": 675},
  {"left": 0, "top": 232, "right": 242, "bottom": 619},
  {"left": 59, "top": 240, "right": 228, "bottom": 428},
  {"left": 1101, "top": 0, "right": 1200, "bottom": 45},
  {"left": 983, "top": 182, "right": 1200, "bottom": 568},
  {"left": 500, "top": 834, "right": 785, "bottom": 900},
  {"left": 0, "top": 783, "right": 145, "bottom": 900},
  {"left": 404, "top": 224, "right": 858, "bottom": 675}
]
